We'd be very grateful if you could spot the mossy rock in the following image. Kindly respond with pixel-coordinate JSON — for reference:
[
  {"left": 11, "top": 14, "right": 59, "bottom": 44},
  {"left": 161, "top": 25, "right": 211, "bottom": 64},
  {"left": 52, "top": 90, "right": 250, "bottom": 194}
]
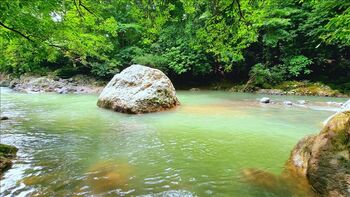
[
  {"left": 0, "top": 144, "right": 18, "bottom": 173},
  {"left": 275, "top": 81, "right": 340, "bottom": 97},
  {"left": 287, "top": 111, "right": 350, "bottom": 197}
]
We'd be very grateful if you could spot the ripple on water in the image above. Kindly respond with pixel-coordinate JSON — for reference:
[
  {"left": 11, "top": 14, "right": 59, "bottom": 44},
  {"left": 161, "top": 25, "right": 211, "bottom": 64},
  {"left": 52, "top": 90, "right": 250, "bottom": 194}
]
[{"left": 1, "top": 88, "right": 345, "bottom": 196}]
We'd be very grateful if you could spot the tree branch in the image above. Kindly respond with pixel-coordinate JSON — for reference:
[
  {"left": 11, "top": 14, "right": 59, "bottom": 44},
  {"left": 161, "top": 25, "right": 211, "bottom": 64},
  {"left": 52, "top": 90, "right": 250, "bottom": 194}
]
[
  {"left": 0, "top": 21, "right": 33, "bottom": 41},
  {"left": 235, "top": 0, "right": 245, "bottom": 20},
  {"left": 74, "top": 0, "right": 84, "bottom": 18},
  {"left": 79, "top": 0, "right": 94, "bottom": 16}
]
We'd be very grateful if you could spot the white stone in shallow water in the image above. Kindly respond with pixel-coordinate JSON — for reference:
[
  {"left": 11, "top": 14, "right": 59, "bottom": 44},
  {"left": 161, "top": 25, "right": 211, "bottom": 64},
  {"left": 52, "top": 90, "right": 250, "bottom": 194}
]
[
  {"left": 260, "top": 97, "right": 270, "bottom": 103},
  {"left": 297, "top": 100, "right": 307, "bottom": 105},
  {"left": 283, "top": 101, "right": 293, "bottom": 106},
  {"left": 97, "top": 64, "right": 179, "bottom": 114}
]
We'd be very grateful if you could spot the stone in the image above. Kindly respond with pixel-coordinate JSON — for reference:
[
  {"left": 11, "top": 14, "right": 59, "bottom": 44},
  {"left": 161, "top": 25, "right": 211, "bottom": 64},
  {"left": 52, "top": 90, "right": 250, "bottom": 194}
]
[
  {"left": 286, "top": 110, "right": 350, "bottom": 197},
  {"left": 189, "top": 88, "right": 200, "bottom": 91},
  {"left": 0, "top": 144, "right": 18, "bottom": 174},
  {"left": 97, "top": 65, "right": 179, "bottom": 114},
  {"left": 326, "top": 101, "right": 343, "bottom": 107},
  {"left": 257, "top": 89, "right": 285, "bottom": 95},
  {"left": 260, "top": 97, "right": 270, "bottom": 103},
  {"left": 297, "top": 100, "right": 307, "bottom": 105},
  {"left": 283, "top": 101, "right": 293, "bottom": 106},
  {"left": 0, "top": 116, "right": 9, "bottom": 120}
]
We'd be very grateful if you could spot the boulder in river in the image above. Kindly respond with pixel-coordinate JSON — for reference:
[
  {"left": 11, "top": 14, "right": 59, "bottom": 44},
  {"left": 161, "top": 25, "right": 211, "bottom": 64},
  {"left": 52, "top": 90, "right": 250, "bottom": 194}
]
[
  {"left": 97, "top": 64, "right": 179, "bottom": 114},
  {"left": 286, "top": 110, "right": 350, "bottom": 197},
  {"left": 242, "top": 110, "right": 350, "bottom": 197}
]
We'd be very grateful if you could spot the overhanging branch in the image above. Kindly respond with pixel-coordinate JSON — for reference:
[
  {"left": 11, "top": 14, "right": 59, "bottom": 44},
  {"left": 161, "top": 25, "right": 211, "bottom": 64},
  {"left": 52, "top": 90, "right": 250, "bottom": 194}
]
[{"left": 0, "top": 21, "right": 33, "bottom": 41}]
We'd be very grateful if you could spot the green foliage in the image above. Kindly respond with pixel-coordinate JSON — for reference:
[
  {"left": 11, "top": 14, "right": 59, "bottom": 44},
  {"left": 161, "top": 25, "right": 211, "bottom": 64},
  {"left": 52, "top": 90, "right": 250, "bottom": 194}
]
[
  {"left": 250, "top": 63, "right": 286, "bottom": 88},
  {"left": 0, "top": 0, "right": 349, "bottom": 87},
  {"left": 283, "top": 55, "right": 312, "bottom": 77},
  {"left": 132, "top": 54, "right": 168, "bottom": 72},
  {"left": 91, "top": 60, "right": 121, "bottom": 79}
]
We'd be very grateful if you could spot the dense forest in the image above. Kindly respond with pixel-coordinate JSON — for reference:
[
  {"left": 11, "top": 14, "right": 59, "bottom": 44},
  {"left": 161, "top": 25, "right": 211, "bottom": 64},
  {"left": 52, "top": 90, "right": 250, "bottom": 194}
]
[{"left": 1, "top": 0, "right": 349, "bottom": 91}]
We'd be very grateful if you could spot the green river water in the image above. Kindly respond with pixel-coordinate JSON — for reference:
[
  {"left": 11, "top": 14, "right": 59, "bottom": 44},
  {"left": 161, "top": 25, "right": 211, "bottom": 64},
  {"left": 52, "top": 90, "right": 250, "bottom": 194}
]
[{"left": 0, "top": 87, "right": 348, "bottom": 197}]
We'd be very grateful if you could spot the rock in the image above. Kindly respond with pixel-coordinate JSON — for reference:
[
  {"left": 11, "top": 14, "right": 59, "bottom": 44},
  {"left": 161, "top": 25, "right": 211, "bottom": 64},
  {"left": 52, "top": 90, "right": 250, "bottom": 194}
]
[
  {"left": 0, "top": 144, "right": 18, "bottom": 174},
  {"left": 326, "top": 101, "right": 343, "bottom": 107},
  {"left": 286, "top": 110, "right": 350, "bottom": 197},
  {"left": 323, "top": 99, "right": 350, "bottom": 125},
  {"left": 297, "top": 100, "right": 307, "bottom": 105},
  {"left": 189, "top": 88, "right": 200, "bottom": 91},
  {"left": 0, "top": 74, "right": 12, "bottom": 87},
  {"left": 283, "top": 101, "right": 293, "bottom": 106},
  {"left": 8, "top": 75, "right": 104, "bottom": 94},
  {"left": 260, "top": 97, "right": 270, "bottom": 103},
  {"left": 1, "top": 116, "right": 9, "bottom": 120},
  {"left": 97, "top": 65, "right": 179, "bottom": 114},
  {"left": 257, "top": 89, "right": 285, "bottom": 95}
]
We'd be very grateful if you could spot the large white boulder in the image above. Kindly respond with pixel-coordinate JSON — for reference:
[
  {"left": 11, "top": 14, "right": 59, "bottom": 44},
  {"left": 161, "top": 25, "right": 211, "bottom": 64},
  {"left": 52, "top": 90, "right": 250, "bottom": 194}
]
[{"left": 97, "top": 65, "right": 179, "bottom": 114}]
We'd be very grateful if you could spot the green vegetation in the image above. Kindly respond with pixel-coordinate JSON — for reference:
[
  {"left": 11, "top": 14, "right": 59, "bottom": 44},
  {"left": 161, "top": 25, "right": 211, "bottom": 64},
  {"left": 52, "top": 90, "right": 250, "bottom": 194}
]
[{"left": 1, "top": 0, "right": 349, "bottom": 92}]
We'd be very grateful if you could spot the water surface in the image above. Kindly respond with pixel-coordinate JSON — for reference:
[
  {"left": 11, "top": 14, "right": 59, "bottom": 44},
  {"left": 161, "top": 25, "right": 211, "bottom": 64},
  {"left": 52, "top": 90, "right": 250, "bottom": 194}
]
[{"left": 0, "top": 87, "right": 347, "bottom": 196}]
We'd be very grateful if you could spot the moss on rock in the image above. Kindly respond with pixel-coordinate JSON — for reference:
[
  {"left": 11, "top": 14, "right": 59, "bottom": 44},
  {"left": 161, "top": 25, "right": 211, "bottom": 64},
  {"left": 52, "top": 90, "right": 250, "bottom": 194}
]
[
  {"left": 0, "top": 144, "right": 18, "bottom": 174},
  {"left": 287, "top": 110, "right": 350, "bottom": 197}
]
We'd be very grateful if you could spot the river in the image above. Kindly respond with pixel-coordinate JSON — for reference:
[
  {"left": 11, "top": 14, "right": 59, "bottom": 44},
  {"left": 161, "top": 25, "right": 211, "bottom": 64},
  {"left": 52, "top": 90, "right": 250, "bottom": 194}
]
[{"left": 0, "top": 87, "right": 347, "bottom": 196}]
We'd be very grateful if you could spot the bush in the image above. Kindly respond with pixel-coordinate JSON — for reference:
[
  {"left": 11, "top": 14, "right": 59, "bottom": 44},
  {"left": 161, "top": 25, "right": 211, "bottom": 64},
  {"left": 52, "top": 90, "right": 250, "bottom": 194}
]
[
  {"left": 283, "top": 55, "right": 312, "bottom": 77},
  {"left": 90, "top": 60, "right": 121, "bottom": 79},
  {"left": 162, "top": 46, "right": 211, "bottom": 75},
  {"left": 132, "top": 54, "right": 169, "bottom": 72},
  {"left": 249, "top": 63, "right": 286, "bottom": 88}
]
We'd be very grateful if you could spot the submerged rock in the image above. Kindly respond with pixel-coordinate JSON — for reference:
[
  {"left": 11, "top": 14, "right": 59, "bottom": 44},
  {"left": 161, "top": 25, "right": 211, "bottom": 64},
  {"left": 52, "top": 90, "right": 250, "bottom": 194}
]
[
  {"left": 241, "top": 168, "right": 314, "bottom": 196},
  {"left": 97, "top": 65, "right": 179, "bottom": 114},
  {"left": 260, "top": 97, "right": 270, "bottom": 103},
  {"left": 286, "top": 110, "right": 350, "bottom": 197},
  {"left": 0, "top": 144, "right": 18, "bottom": 174}
]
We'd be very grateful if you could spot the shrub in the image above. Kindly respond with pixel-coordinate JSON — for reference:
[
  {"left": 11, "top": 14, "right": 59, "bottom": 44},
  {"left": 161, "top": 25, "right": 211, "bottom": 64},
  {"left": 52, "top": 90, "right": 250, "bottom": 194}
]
[{"left": 90, "top": 60, "right": 121, "bottom": 79}]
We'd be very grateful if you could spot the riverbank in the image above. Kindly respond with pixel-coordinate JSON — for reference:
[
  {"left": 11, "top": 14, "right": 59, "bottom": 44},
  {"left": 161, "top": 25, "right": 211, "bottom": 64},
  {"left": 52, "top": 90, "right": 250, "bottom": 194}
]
[
  {"left": 0, "top": 74, "right": 105, "bottom": 94},
  {"left": 1, "top": 73, "right": 349, "bottom": 98}
]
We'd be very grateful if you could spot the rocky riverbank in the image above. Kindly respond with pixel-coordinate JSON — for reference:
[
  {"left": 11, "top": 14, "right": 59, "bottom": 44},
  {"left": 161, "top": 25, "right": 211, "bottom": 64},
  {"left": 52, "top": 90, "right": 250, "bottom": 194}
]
[
  {"left": 207, "top": 80, "right": 349, "bottom": 97},
  {"left": 1, "top": 73, "right": 349, "bottom": 98},
  {"left": 0, "top": 74, "right": 105, "bottom": 94}
]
